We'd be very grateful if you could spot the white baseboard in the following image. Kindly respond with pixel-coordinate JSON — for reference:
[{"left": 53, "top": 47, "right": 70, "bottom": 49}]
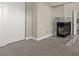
[
  {"left": 26, "top": 37, "right": 33, "bottom": 40},
  {"left": 31, "top": 37, "right": 37, "bottom": 41},
  {"left": 0, "top": 38, "right": 25, "bottom": 48},
  {"left": 37, "top": 34, "right": 53, "bottom": 41},
  {"left": 26, "top": 34, "right": 53, "bottom": 41},
  {"left": 26, "top": 37, "right": 37, "bottom": 40}
]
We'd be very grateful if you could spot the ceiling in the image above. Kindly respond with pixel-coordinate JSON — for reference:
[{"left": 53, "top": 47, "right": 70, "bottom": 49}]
[{"left": 45, "top": 2, "right": 69, "bottom": 7}]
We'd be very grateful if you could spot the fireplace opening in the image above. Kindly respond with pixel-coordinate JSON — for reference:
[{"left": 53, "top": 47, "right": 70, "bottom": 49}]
[{"left": 57, "top": 22, "right": 71, "bottom": 37}]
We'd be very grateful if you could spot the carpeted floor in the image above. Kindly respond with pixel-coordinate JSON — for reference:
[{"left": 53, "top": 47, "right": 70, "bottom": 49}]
[{"left": 0, "top": 36, "right": 79, "bottom": 56}]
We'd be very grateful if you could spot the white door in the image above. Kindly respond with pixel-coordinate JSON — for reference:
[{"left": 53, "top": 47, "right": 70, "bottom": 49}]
[{"left": 0, "top": 2, "right": 25, "bottom": 47}]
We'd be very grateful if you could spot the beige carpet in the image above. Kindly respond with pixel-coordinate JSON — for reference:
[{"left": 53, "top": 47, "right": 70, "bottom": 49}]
[{"left": 0, "top": 36, "right": 79, "bottom": 56}]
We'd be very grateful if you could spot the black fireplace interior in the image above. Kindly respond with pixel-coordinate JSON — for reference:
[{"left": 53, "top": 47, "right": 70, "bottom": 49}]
[{"left": 57, "top": 22, "right": 71, "bottom": 37}]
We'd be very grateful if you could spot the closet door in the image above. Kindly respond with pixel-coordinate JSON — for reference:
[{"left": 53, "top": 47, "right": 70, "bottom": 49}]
[{"left": 0, "top": 2, "right": 25, "bottom": 47}]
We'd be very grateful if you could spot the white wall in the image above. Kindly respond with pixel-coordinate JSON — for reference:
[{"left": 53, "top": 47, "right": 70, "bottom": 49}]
[
  {"left": 26, "top": 2, "right": 53, "bottom": 40},
  {"left": 0, "top": 2, "right": 25, "bottom": 46},
  {"left": 64, "top": 3, "right": 75, "bottom": 17},
  {"left": 26, "top": 3, "right": 32, "bottom": 38},
  {"left": 37, "top": 3, "right": 52, "bottom": 39},
  {"left": 32, "top": 3, "right": 37, "bottom": 38},
  {"left": 64, "top": 3, "right": 79, "bottom": 17},
  {"left": 26, "top": 2, "right": 37, "bottom": 39},
  {"left": 52, "top": 5, "right": 64, "bottom": 17}
]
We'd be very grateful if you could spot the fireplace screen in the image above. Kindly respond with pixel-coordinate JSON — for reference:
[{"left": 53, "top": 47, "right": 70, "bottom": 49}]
[{"left": 57, "top": 22, "right": 71, "bottom": 37}]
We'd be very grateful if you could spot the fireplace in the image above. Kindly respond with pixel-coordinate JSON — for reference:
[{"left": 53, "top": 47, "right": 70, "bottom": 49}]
[{"left": 57, "top": 22, "right": 71, "bottom": 37}]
